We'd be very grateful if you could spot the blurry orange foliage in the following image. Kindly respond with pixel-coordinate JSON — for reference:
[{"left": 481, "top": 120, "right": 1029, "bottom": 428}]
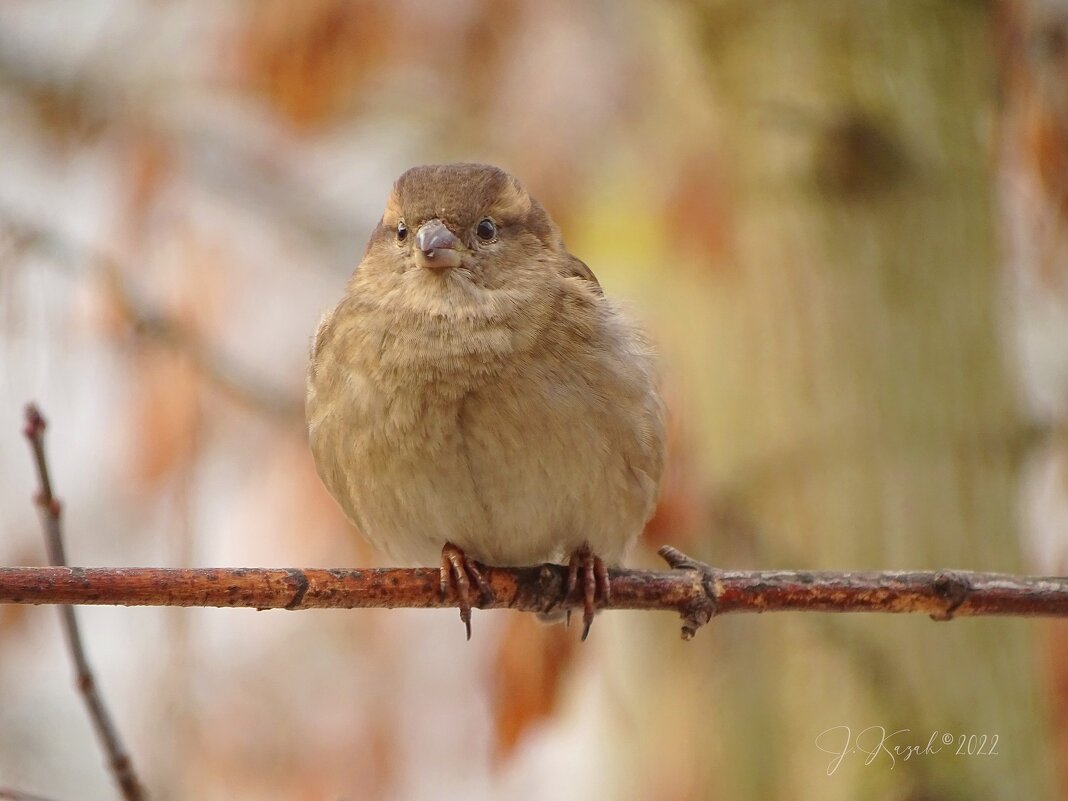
[
  {"left": 491, "top": 613, "right": 577, "bottom": 762},
  {"left": 236, "top": 0, "right": 391, "bottom": 129}
]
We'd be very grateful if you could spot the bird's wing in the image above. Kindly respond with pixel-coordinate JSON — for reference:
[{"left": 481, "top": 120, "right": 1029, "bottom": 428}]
[
  {"left": 311, "top": 308, "right": 334, "bottom": 358},
  {"left": 565, "top": 255, "right": 603, "bottom": 295}
]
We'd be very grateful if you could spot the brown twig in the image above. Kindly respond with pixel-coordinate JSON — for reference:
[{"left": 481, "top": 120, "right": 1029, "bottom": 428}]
[
  {"left": 22, "top": 405, "right": 146, "bottom": 801},
  {"left": 2, "top": 550, "right": 1067, "bottom": 641}
]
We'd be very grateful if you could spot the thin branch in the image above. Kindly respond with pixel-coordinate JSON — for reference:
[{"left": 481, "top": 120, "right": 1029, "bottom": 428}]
[
  {"left": 23, "top": 405, "right": 146, "bottom": 801},
  {"left": 1, "top": 553, "right": 1067, "bottom": 641}
]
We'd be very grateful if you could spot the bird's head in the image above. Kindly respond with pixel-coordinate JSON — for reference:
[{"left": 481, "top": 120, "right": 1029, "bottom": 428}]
[
  {"left": 359, "top": 163, "right": 568, "bottom": 293},
  {"left": 340, "top": 163, "right": 600, "bottom": 370}
]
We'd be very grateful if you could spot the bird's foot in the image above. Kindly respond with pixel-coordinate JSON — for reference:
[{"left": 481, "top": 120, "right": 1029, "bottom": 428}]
[
  {"left": 440, "top": 542, "right": 491, "bottom": 640},
  {"left": 565, "top": 544, "right": 611, "bottom": 641}
]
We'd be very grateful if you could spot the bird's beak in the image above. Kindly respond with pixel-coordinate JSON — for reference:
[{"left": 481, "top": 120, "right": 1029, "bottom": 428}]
[{"left": 414, "top": 219, "right": 463, "bottom": 270}]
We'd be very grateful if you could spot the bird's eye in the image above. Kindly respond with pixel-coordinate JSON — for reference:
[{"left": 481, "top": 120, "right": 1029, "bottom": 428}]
[
  {"left": 396, "top": 221, "right": 408, "bottom": 242},
  {"left": 475, "top": 218, "right": 497, "bottom": 242}
]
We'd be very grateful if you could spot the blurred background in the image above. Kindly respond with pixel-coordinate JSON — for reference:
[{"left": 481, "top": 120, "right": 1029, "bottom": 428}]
[{"left": 1, "top": 0, "right": 1067, "bottom": 798}]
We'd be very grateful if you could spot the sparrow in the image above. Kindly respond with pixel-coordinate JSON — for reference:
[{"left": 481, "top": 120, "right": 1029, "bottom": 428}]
[{"left": 306, "top": 163, "right": 665, "bottom": 638}]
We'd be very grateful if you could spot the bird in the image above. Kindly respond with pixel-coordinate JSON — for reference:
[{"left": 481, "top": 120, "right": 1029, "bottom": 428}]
[{"left": 306, "top": 163, "right": 665, "bottom": 639}]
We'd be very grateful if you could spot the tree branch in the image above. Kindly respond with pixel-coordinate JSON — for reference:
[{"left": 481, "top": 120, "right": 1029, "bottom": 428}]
[
  {"left": 13, "top": 402, "right": 1068, "bottom": 651},
  {"left": 1, "top": 555, "right": 1066, "bottom": 641},
  {"left": 23, "top": 405, "right": 146, "bottom": 801}
]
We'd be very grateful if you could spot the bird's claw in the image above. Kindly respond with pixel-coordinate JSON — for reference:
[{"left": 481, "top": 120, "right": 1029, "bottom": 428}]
[
  {"left": 565, "top": 545, "right": 611, "bottom": 641},
  {"left": 440, "top": 542, "right": 490, "bottom": 640}
]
